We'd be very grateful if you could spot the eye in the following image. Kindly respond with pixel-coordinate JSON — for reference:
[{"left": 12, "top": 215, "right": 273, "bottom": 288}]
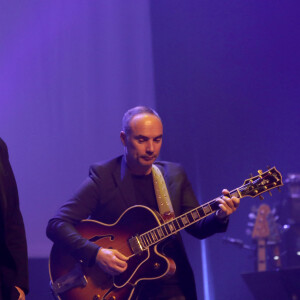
[
  {"left": 154, "top": 138, "right": 162, "bottom": 143},
  {"left": 137, "top": 137, "right": 147, "bottom": 143}
]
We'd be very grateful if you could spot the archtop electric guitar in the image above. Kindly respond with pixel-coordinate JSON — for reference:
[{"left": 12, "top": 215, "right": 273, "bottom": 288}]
[{"left": 49, "top": 167, "right": 283, "bottom": 300}]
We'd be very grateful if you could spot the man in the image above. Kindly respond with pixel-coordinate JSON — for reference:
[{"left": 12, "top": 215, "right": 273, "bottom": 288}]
[
  {"left": 0, "top": 138, "right": 29, "bottom": 300},
  {"left": 47, "top": 106, "right": 239, "bottom": 299}
]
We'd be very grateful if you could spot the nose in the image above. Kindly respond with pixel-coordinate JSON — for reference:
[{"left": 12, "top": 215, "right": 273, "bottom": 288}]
[{"left": 146, "top": 140, "right": 154, "bottom": 154}]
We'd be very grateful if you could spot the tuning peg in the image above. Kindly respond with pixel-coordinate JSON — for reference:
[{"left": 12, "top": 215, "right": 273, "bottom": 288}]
[
  {"left": 250, "top": 173, "right": 253, "bottom": 178},
  {"left": 258, "top": 170, "right": 263, "bottom": 175},
  {"left": 259, "top": 195, "right": 264, "bottom": 200},
  {"left": 277, "top": 187, "right": 281, "bottom": 192},
  {"left": 269, "top": 191, "right": 272, "bottom": 196},
  {"left": 267, "top": 165, "right": 271, "bottom": 170}
]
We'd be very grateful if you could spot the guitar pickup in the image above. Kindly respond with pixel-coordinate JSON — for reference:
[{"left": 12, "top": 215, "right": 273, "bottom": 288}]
[{"left": 128, "top": 235, "right": 145, "bottom": 254}]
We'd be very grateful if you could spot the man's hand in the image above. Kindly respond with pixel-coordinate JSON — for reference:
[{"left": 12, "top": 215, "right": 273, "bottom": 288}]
[
  {"left": 15, "top": 286, "right": 25, "bottom": 300},
  {"left": 216, "top": 189, "right": 240, "bottom": 220},
  {"left": 96, "top": 248, "right": 128, "bottom": 275}
]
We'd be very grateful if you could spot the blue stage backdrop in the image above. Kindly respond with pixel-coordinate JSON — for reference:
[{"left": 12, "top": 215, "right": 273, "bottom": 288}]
[
  {"left": 151, "top": 1, "right": 300, "bottom": 299},
  {"left": 0, "top": 1, "right": 299, "bottom": 299}
]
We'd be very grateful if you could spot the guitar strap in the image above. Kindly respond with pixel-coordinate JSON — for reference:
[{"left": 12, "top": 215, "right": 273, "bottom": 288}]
[{"left": 152, "top": 164, "right": 174, "bottom": 221}]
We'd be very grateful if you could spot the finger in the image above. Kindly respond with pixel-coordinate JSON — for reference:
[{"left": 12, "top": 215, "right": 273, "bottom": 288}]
[
  {"left": 222, "top": 189, "right": 230, "bottom": 196},
  {"left": 110, "top": 262, "right": 128, "bottom": 274},
  {"left": 114, "top": 250, "right": 129, "bottom": 261},
  {"left": 232, "top": 197, "right": 240, "bottom": 208},
  {"left": 218, "top": 198, "right": 231, "bottom": 208},
  {"left": 219, "top": 198, "right": 235, "bottom": 213},
  {"left": 114, "top": 257, "right": 128, "bottom": 268}
]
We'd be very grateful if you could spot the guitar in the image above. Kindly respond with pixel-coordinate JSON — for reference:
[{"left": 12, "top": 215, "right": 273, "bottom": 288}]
[
  {"left": 251, "top": 204, "right": 282, "bottom": 272},
  {"left": 251, "top": 203, "right": 271, "bottom": 271},
  {"left": 49, "top": 167, "right": 283, "bottom": 300},
  {"left": 267, "top": 209, "right": 282, "bottom": 269}
]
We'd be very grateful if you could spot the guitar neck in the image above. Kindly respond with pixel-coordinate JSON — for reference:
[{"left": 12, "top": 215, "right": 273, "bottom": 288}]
[
  {"left": 257, "top": 239, "right": 267, "bottom": 272},
  {"left": 139, "top": 189, "right": 241, "bottom": 248},
  {"left": 137, "top": 166, "right": 282, "bottom": 250}
]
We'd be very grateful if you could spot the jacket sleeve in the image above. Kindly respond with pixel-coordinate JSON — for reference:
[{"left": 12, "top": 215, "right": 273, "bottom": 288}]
[
  {"left": 0, "top": 138, "right": 29, "bottom": 294},
  {"left": 46, "top": 165, "right": 103, "bottom": 266},
  {"left": 172, "top": 163, "right": 228, "bottom": 239}
]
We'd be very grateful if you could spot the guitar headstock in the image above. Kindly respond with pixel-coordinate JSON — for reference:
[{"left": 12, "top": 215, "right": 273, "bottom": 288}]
[
  {"left": 240, "top": 167, "right": 283, "bottom": 198},
  {"left": 252, "top": 204, "right": 270, "bottom": 239}
]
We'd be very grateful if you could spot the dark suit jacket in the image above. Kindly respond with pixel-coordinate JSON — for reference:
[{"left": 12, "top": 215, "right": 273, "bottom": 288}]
[
  {"left": 47, "top": 155, "right": 227, "bottom": 299},
  {"left": 0, "top": 138, "right": 29, "bottom": 298}
]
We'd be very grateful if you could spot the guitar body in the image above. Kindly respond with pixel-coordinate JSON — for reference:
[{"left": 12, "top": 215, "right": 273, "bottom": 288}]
[{"left": 49, "top": 205, "right": 176, "bottom": 300}]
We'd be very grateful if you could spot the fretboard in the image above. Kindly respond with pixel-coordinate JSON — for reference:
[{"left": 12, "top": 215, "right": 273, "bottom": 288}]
[{"left": 139, "top": 189, "right": 240, "bottom": 248}]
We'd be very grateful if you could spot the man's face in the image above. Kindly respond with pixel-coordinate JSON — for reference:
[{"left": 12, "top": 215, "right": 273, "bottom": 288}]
[{"left": 120, "top": 113, "right": 163, "bottom": 175}]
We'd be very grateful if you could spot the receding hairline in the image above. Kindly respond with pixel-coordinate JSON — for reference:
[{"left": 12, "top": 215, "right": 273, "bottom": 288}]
[{"left": 122, "top": 106, "right": 161, "bottom": 134}]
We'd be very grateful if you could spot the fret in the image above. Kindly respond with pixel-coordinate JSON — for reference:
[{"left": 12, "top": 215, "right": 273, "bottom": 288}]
[
  {"left": 203, "top": 205, "right": 211, "bottom": 215},
  {"left": 187, "top": 213, "right": 194, "bottom": 223},
  {"left": 209, "top": 200, "right": 219, "bottom": 211},
  {"left": 148, "top": 232, "right": 154, "bottom": 243},
  {"left": 164, "top": 224, "right": 171, "bottom": 235},
  {"left": 167, "top": 222, "right": 175, "bottom": 232},
  {"left": 157, "top": 228, "right": 164, "bottom": 238},
  {"left": 140, "top": 236, "right": 146, "bottom": 248},
  {"left": 150, "top": 230, "right": 157, "bottom": 242},
  {"left": 150, "top": 231, "right": 156, "bottom": 242},
  {"left": 153, "top": 229, "right": 160, "bottom": 240},
  {"left": 145, "top": 233, "right": 151, "bottom": 245},
  {"left": 173, "top": 219, "right": 180, "bottom": 230},
  {"left": 161, "top": 225, "right": 168, "bottom": 236},
  {"left": 141, "top": 235, "right": 148, "bottom": 247},
  {"left": 162, "top": 225, "right": 168, "bottom": 236},
  {"left": 177, "top": 217, "right": 184, "bottom": 228},
  {"left": 191, "top": 209, "right": 200, "bottom": 220},
  {"left": 181, "top": 215, "right": 189, "bottom": 225},
  {"left": 197, "top": 207, "right": 205, "bottom": 217}
]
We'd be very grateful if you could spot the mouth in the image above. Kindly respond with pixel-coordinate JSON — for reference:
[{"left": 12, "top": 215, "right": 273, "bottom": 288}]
[{"left": 142, "top": 156, "right": 155, "bottom": 161}]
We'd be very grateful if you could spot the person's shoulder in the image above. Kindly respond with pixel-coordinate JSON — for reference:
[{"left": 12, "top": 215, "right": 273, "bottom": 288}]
[
  {"left": 155, "top": 160, "right": 185, "bottom": 175},
  {"left": 89, "top": 156, "right": 122, "bottom": 175},
  {"left": 0, "top": 137, "right": 7, "bottom": 149},
  {"left": 0, "top": 137, "right": 8, "bottom": 158}
]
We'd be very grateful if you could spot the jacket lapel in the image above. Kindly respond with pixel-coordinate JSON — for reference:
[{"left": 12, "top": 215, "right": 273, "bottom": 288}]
[{"left": 113, "top": 156, "right": 137, "bottom": 208}]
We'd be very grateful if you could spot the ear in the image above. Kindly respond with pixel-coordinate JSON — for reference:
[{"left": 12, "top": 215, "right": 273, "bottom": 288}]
[{"left": 120, "top": 131, "right": 126, "bottom": 146}]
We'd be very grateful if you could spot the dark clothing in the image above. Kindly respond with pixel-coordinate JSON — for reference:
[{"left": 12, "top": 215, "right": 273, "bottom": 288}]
[
  {"left": 0, "top": 138, "right": 29, "bottom": 299},
  {"left": 47, "top": 155, "right": 228, "bottom": 299}
]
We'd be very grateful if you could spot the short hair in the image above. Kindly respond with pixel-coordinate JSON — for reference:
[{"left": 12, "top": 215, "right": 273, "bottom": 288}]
[{"left": 122, "top": 106, "right": 161, "bottom": 134}]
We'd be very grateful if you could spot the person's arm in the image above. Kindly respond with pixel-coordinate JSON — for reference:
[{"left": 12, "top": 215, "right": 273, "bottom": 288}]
[
  {"left": 46, "top": 164, "right": 129, "bottom": 273},
  {"left": 46, "top": 167, "right": 102, "bottom": 266},
  {"left": 177, "top": 165, "right": 239, "bottom": 239},
  {"left": 0, "top": 139, "right": 29, "bottom": 295}
]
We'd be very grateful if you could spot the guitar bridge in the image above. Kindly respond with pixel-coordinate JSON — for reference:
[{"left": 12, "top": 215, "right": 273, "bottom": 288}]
[{"left": 128, "top": 235, "right": 145, "bottom": 254}]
